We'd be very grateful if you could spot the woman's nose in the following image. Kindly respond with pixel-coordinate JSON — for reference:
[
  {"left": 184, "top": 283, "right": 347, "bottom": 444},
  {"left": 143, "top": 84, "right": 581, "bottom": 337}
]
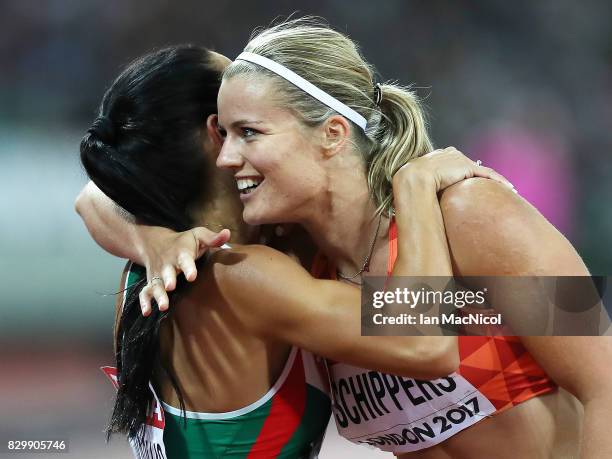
[{"left": 216, "top": 139, "right": 244, "bottom": 169}]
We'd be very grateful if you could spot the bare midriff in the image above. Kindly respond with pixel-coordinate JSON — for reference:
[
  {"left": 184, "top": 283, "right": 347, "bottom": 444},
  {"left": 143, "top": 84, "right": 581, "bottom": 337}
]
[{"left": 397, "top": 389, "right": 582, "bottom": 459}]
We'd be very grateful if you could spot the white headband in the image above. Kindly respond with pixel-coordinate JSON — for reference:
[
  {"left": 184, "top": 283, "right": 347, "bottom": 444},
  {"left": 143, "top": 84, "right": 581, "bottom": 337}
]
[{"left": 235, "top": 51, "right": 367, "bottom": 132}]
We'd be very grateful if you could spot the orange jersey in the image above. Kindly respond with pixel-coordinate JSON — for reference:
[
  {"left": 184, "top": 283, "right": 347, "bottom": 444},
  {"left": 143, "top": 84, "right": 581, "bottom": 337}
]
[
  {"left": 387, "top": 218, "right": 557, "bottom": 413},
  {"left": 312, "top": 220, "right": 556, "bottom": 453}
]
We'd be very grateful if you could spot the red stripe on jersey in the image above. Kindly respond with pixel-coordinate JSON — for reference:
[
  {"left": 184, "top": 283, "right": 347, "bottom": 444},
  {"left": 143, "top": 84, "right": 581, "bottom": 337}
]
[
  {"left": 387, "top": 218, "right": 398, "bottom": 277},
  {"left": 247, "top": 351, "right": 306, "bottom": 458}
]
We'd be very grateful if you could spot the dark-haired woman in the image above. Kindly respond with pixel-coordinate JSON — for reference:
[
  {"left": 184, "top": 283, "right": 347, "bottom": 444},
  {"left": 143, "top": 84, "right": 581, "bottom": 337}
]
[{"left": 77, "top": 45, "right": 483, "bottom": 458}]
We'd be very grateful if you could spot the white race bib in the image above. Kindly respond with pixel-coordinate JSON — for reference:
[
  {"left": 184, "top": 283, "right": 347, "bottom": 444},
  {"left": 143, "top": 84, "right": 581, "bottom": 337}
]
[{"left": 328, "top": 363, "right": 496, "bottom": 453}]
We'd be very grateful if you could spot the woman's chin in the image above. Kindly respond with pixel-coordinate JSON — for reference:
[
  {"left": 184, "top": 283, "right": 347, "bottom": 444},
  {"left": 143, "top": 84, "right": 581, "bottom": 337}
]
[
  {"left": 242, "top": 207, "right": 267, "bottom": 226},
  {"left": 242, "top": 206, "right": 282, "bottom": 227}
]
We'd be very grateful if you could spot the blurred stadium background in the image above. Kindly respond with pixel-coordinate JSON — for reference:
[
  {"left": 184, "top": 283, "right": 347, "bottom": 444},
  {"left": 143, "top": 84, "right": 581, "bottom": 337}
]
[{"left": 1, "top": 1, "right": 610, "bottom": 457}]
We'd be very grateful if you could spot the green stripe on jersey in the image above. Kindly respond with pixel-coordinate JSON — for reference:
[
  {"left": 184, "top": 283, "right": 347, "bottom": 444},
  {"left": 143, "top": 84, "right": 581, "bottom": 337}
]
[
  {"left": 163, "top": 399, "right": 272, "bottom": 458},
  {"left": 125, "top": 263, "right": 145, "bottom": 289}
]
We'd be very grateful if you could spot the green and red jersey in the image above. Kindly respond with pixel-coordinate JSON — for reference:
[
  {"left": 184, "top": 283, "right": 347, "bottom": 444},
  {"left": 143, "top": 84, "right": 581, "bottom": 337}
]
[{"left": 103, "top": 262, "right": 331, "bottom": 459}]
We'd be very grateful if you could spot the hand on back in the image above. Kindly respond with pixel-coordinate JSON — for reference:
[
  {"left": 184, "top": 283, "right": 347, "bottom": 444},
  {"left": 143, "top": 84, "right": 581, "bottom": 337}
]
[{"left": 138, "top": 226, "right": 230, "bottom": 316}]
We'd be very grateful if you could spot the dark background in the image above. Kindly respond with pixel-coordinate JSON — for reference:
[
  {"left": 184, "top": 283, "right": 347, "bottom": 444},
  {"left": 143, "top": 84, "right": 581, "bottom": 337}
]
[{"left": 1, "top": 1, "right": 610, "bottom": 457}]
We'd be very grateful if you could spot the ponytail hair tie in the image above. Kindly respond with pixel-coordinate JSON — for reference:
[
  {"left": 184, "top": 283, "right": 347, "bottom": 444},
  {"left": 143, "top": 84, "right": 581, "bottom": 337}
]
[{"left": 373, "top": 83, "right": 383, "bottom": 106}]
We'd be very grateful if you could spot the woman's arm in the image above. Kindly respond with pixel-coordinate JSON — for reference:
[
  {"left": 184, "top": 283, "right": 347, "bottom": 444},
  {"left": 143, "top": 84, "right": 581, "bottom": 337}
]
[
  {"left": 208, "top": 244, "right": 458, "bottom": 379},
  {"left": 75, "top": 181, "right": 144, "bottom": 261},
  {"left": 392, "top": 163, "right": 453, "bottom": 277},
  {"left": 440, "top": 177, "right": 612, "bottom": 459},
  {"left": 521, "top": 336, "right": 612, "bottom": 459},
  {"left": 75, "top": 181, "right": 229, "bottom": 309}
]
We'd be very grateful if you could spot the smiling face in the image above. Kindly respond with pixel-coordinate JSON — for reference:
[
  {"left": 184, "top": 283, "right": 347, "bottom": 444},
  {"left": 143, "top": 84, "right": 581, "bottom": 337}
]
[{"left": 216, "top": 75, "right": 328, "bottom": 225}]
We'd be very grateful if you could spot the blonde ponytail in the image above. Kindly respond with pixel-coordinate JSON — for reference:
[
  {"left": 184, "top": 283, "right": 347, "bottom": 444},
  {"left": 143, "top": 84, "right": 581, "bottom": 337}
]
[{"left": 368, "top": 84, "right": 433, "bottom": 216}]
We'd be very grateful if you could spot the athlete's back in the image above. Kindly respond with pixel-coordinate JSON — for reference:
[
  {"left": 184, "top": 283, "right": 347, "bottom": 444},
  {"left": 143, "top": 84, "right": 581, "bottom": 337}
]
[{"left": 116, "top": 246, "right": 331, "bottom": 458}]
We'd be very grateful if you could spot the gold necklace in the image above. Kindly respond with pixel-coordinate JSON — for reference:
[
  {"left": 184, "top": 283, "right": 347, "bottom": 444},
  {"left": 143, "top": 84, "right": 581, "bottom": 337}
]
[{"left": 336, "top": 214, "right": 383, "bottom": 285}]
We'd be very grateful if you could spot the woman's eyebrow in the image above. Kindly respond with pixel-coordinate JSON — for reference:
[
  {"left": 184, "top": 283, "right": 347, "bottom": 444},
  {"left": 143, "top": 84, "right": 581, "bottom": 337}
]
[
  {"left": 217, "top": 119, "right": 264, "bottom": 131},
  {"left": 230, "top": 119, "right": 264, "bottom": 127}
]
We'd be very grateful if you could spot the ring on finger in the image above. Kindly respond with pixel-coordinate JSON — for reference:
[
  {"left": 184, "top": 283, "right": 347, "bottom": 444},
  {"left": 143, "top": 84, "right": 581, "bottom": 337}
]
[
  {"left": 150, "top": 276, "right": 163, "bottom": 285},
  {"left": 475, "top": 159, "right": 483, "bottom": 167}
]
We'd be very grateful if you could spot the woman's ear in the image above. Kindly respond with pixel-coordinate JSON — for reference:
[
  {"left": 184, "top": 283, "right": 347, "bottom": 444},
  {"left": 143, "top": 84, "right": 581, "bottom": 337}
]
[
  {"left": 206, "top": 114, "right": 224, "bottom": 148},
  {"left": 321, "top": 115, "right": 351, "bottom": 157}
]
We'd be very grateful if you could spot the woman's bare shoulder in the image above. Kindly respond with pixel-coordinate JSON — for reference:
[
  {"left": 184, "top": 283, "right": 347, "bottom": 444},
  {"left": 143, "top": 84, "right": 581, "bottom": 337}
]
[
  {"left": 439, "top": 177, "right": 540, "bottom": 245},
  {"left": 202, "top": 243, "right": 310, "bottom": 295},
  {"left": 439, "top": 177, "right": 527, "bottom": 217},
  {"left": 208, "top": 244, "right": 300, "bottom": 272},
  {"left": 438, "top": 178, "right": 584, "bottom": 275}
]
